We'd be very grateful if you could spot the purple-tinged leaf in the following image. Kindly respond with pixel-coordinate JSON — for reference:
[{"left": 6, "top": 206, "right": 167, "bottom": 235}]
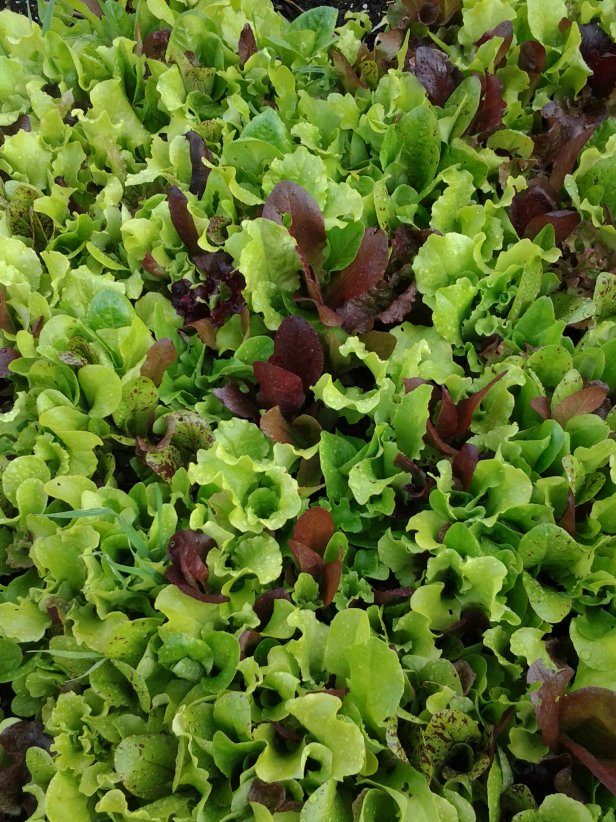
[
  {"left": 412, "top": 44, "right": 461, "bottom": 106},
  {"left": 535, "top": 102, "right": 600, "bottom": 192},
  {"left": 530, "top": 396, "right": 551, "bottom": 421},
  {"left": 168, "top": 185, "right": 201, "bottom": 256},
  {"left": 331, "top": 47, "right": 367, "bottom": 91},
  {"left": 580, "top": 23, "right": 616, "bottom": 98},
  {"left": 248, "top": 780, "right": 286, "bottom": 812},
  {"left": 560, "top": 734, "right": 616, "bottom": 796},
  {"left": 435, "top": 387, "right": 458, "bottom": 440},
  {"left": 326, "top": 228, "right": 389, "bottom": 309},
  {"left": 475, "top": 21, "right": 513, "bottom": 66},
  {"left": 509, "top": 185, "right": 557, "bottom": 238},
  {"left": 164, "top": 572, "right": 229, "bottom": 603},
  {"left": 239, "top": 630, "right": 261, "bottom": 659},
  {"left": 137, "top": 411, "right": 213, "bottom": 481},
  {"left": 0, "top": 721, "right": 51, "bottom": 820},
  {"left": 559, "top": 687, "right": 616, "bottom": 793},
  {"left": 558, "top": 489, "right": 576, "bottom": 537},
  {"left": 454, "top": 660, "right": 477, "bottom": 696},
  {"left": 140, "top": 338, "right": 177, "bottom": 387},
  {"left": 262, "top": 181, "right": 326, "bottom": 272},
  {"left": 519, "top": 40, "right": 547, "bottom": 75},
  {"left": 467, "top": 73, "right": 506, "bottom": 139},
  {"left": 167, "top": 529, "right": 213, "bottom": 587},
  {"left": 425, "top": 419, "right": 458, "bottom": 456},
  {"left": 527, "top": 660, "right": 574, "bottom": 749},
  {"left": 0, "top": 289, "right": 15, "bottom": 333},
  {"left": 142, "top": 252, "right": 168, "bottom": 279},
  {"left": 373, "top": 587, "right": 414, "bottom": 605},
  {"left": 213, "top": 382, "right": 260, "bottom": 423},
  {"left": 321, "top": 549, "right": 343, "bottom": 607},
  {"left": 455, "top": 372, "right": 506, "bottom": 436},
  {"left": 288, "top": 539, "right": 325, "bottom": 576},
  {"left": 253, "top": 361, "right": 305, "bottom": 415},
  {"left": 552, "top": 384, "right": 609, "bottom": 426},
  {"left": 270, "top": 316, "right": 324, "bottom": 392},
  {"left": 376, "top": 282, "right": 418, "bottom": 327},
  {"left": 524, "top": 210, "right": 581, "bottom": 244},
  {"left": 404, "top": 377, "right": 432, "bottom": 394},
  {"left": 142, "top": 29, "right": 171, "bottom": 61},
  {"left": 292, "top": 508, "right": 335, "bottom": 556},
  {"left": 238, "top": 23, "right": 258, "bottom": 67},
  {"left": 183, "top": 318, "right": 217, "bottom": 349},
  {"left": 0, "top": 348, "right": 19, "bottom": 379},
  {"left": 260, "top": 405, "right": 295, "bottom": 443},
  {"left": 360, "top": 331, "right": 397, "bottom": 360},
  {"left": 253, "top": 588, "right": 291, "bottom": 629},
  {"left": 452, "top": 443, "right": 479, "bottom": 491},
  {"left": 186, "top": 131, "right": 212, "bottom": 198}
]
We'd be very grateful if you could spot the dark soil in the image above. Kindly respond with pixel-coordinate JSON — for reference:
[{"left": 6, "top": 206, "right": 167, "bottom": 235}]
[{"left": 273, "top": 0, "right": 391, "bottom": 27}]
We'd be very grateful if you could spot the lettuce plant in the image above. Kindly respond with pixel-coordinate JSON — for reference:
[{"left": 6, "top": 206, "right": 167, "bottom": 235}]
[{"left": 0, "top": 0, "right": 616, "bottom": 819}]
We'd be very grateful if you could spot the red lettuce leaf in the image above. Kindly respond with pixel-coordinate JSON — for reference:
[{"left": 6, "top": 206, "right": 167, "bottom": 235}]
[
  {"left": 519, "top": 39, "right": 547, "bottom": 74},
  {"left": 552, "top": 384, "right": 609, "bottom": 426},
  {"left": 142, "top": 252, "right": 168, "bottom": 279},
  {"left": 580, "top": 23, "right": 616, "bottom": 98},
  {"left": 455, "top": 372, "right": 506, "bottom": 437},
  {"left": 321, "top": 549, "right": 343, "bottom": 607},
  {"left": 326, "top": 228, "right": 389, "bottom": 309},
  {"left": 535, "top": 102, "right": 600, "bottom": 192},
  {"left": 475, "top": 20, "right": 513, "bottom": 66},
  {"left": 0, "top": 721, "right": 51, "bottom": 820},
  {"left": 271, "top": 315, "right": 324, "bottom": 392},
  {"left": 262, "top": 181, "right": 326, "bottom": 273},
  {"left": 410, "top": 43, "right": 461, "bottom": 106},
  {"left": 524, "top": 210, "right": 581, "bottom": 244},
  {"left": 331, "top": 47, "right": 367, "bottom": 91},
  {"left": 253, "top": 361, "right": 305, "bottom": 415},
  {"left": 213, "top": 382, "right": 260, "bottom": 423},
  {"left": 452, "top": 443, "right": 479, "bottom": 491},
  {"left": 292, "top": 508, "right": 335, "bottom": 556},
  {"left": 248, "top": 780, "right": 287, "bottom": 812},
  {"left": 238, "top": 23, "right": 258, "bottom": 67},
  {"left": 168, "top": 185, "right": 201, "bottom": 256},
  {"left": 467, "top": 74, "right": 506, "bottom": 139},
  {"left": 140, "top": 338, "right": 177, "bottom": 387},
  {"left": 260, "top": 405, "right": 296, "bottom": 443},
  {"left": 0, "top": 348, "right": 19, "bottom": 379},
  {"left": 142, "top": 29, "right": 171, "bottom": 60},
  {"left": 253, "top": 588, "right": 292, "bottom": 629},
  {"left": 288, "top": 539, "right": 325, "bottom": 576},
  {"left": 186, "top": 130, "right": 212, "bottom": 199},
  {"left": 559, "top": 688, "right": 616, "bottom": 794},
  {"left": 528, "top": 660, "right": 574, "bottom": 749},
  {"left": 509, "top": 185, "right": 557, "bottom": 237}
]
